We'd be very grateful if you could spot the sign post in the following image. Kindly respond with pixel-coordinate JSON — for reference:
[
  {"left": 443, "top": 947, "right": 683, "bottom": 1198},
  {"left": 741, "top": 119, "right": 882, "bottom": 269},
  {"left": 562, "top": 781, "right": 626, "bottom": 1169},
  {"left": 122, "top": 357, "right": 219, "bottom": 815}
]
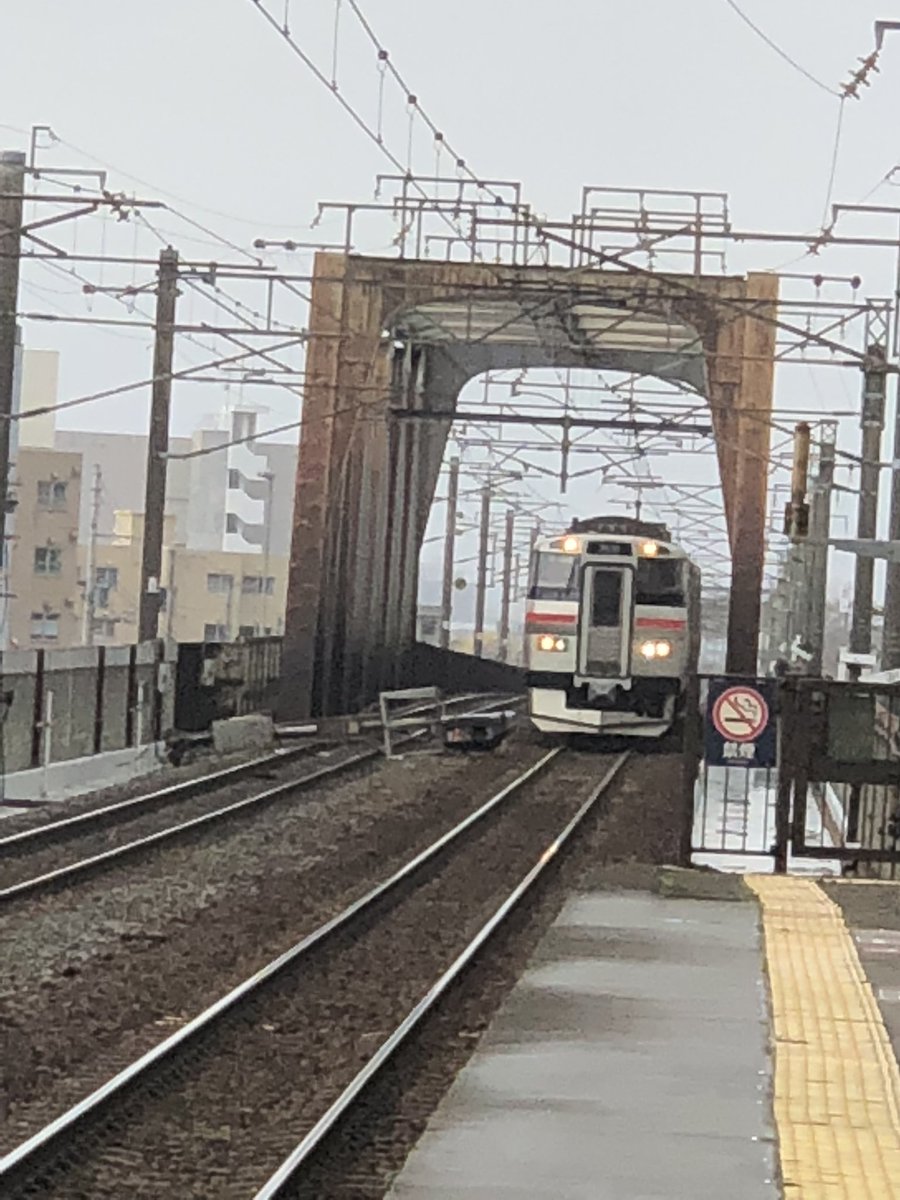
[{"left": 704, "top": 678, "right": 777, "bottom": 768}]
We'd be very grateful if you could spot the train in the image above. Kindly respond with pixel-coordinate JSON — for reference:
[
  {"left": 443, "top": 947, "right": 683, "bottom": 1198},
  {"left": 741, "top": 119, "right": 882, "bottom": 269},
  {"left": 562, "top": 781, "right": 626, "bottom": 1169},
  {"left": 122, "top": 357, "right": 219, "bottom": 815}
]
[{"left": 524, "top": 516, "right": 701, "bottom": 738}]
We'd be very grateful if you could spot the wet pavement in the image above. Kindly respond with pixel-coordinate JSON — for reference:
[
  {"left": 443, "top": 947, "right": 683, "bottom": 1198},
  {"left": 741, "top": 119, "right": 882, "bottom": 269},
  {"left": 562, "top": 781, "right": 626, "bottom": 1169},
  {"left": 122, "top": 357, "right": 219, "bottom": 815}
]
[{"left": 388, "top": 890, "right": 777, "bottom": 1199}]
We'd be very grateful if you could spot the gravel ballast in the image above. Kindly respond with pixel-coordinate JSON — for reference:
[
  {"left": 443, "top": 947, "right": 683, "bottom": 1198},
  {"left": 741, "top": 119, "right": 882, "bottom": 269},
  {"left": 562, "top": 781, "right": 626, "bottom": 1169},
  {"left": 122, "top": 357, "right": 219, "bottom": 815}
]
[
  {"left": 0, "top": 735, "right": 545, "bottom": 1152},
  {"left": 4, "top": 748, "right": 620, "bottom": 1199}
]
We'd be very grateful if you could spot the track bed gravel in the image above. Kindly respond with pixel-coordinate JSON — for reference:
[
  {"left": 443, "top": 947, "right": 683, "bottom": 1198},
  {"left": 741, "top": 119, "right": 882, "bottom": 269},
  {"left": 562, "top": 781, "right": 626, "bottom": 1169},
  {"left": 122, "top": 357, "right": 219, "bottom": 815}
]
[
  {"left": 0, "top": 743, "right": 375, "bottom": 892},
  {"left": 0, "top": 737, "right": 543, "bottom": 1150},
  {"left": 7, "top": 749, "right": 618, "bottom": 1199},
  {"left": 0, "top": 744, "right": 281, "bottom": 837}
]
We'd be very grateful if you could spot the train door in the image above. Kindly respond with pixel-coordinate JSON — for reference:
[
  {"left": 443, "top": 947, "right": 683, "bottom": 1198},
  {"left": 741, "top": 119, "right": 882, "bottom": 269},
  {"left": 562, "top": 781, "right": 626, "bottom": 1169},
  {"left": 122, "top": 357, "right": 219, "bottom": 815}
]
[{"left": 578, "top": 565, "right": 632, "bottom": 679}]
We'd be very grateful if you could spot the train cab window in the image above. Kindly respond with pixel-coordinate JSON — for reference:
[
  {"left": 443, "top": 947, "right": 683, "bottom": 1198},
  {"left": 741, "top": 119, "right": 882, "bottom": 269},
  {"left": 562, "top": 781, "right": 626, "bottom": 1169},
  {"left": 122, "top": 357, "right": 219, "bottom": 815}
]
[
  {"left": 529, "top": 553, "right": 578, "bottom": 600},
  {"left": 635, "top": 558, "right": 684, "bottom": 606},
  {"left": 590, "top": 571, "right": 623, "bottom": 627}
]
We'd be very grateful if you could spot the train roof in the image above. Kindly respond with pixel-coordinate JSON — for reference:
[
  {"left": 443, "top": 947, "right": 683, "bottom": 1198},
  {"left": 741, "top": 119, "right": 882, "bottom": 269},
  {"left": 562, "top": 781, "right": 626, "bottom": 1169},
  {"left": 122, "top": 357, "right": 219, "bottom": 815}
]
[{"left": 567, "top": 515, "right": 672, "bottom": 541}]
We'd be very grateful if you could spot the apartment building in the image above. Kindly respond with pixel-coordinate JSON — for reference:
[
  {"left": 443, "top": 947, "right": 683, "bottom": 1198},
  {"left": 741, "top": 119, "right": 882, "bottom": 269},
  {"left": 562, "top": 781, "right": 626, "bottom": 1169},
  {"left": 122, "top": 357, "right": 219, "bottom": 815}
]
[
  {"left": 7, "top": 446, "right": 82, "bottom": 649},
  {"left": 82, "top": 510, "right": 288, "bottom": 645},
  {"left": 3, "top": 342, "right": 298, "bottom": 650}
]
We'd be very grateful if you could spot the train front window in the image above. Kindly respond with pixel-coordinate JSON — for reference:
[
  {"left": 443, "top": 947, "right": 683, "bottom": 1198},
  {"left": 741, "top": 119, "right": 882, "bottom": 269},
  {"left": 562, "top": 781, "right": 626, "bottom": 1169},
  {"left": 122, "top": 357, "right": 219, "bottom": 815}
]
[
  {"left": 530, "top": 553, "right": 578, "bottom": 600},
  {"left": 635, "top": 558, "right": 684, "bottom": 606}
]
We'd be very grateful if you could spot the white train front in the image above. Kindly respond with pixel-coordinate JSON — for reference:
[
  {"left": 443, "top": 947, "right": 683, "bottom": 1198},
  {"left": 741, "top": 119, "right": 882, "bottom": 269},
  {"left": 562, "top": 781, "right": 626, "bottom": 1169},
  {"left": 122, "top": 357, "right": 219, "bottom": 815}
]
[{"left": 525, "top": 516, "right": 701, "bottom": 738}]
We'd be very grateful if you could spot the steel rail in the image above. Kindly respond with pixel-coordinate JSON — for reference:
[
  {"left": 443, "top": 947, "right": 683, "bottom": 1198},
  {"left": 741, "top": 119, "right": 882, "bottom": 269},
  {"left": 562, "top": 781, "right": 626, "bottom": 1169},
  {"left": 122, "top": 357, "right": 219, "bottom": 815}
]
[
  {"left": 0, "top": 744, "right": 567, "bottom": 1191},
  {"left": 0, "top": 690, "right": 492, "bottom": 855},
  {"left": 254, "top": 751, "right": 629, "bottom": 1196},
  {"left": 0, "top": 693, "right": 513, "bottom": 904},
  {"left": 0, "top": 745, "right": 319, "bottom": 855}
]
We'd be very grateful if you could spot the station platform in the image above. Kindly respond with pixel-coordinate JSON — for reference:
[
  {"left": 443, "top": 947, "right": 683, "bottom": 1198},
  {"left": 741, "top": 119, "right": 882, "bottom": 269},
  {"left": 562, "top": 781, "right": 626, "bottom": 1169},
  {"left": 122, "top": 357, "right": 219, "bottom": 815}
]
[{"left": 388, "top": 874, "right": 900, "bottom": 1199}]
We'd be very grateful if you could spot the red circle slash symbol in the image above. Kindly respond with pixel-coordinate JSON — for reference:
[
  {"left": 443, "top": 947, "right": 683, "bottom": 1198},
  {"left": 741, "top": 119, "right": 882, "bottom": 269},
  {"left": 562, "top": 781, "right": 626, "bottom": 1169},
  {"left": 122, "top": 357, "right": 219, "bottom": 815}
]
[{"left": 712, "top": 686, "right": 769, "bottom": 744}]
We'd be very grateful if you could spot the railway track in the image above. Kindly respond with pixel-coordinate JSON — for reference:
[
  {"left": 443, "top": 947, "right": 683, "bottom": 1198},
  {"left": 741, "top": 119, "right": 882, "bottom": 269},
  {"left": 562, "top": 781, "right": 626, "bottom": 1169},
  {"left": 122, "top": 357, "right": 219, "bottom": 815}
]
[
  {"left": 0, "top": 692, "right": 508, "bottom": 904},
  {"left": 0, "top": 746, "right": 629, "bottom": 1199}
]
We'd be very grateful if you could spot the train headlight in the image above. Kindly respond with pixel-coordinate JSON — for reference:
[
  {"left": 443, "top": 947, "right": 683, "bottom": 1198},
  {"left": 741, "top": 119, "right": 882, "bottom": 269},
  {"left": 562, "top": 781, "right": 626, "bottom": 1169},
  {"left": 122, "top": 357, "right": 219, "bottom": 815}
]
[
  {"left": 562, "top": 535, "right": 581, "bottom": 554},
  {"left": 640, "top": 540, "right": 659, "bottom": 557},
  {"left": 538, "top": 634, "right": 568, "bottom": 653},
  {"left": 640, "top": 639, "right": 672, "bottom": 659}
]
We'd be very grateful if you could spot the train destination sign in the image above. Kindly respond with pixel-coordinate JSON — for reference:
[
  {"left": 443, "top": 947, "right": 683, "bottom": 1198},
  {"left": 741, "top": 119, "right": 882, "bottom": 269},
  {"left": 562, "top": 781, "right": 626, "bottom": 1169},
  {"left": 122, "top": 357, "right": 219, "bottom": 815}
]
[{"left": 704, "top": 679, "right": 777, "bottom": 768}]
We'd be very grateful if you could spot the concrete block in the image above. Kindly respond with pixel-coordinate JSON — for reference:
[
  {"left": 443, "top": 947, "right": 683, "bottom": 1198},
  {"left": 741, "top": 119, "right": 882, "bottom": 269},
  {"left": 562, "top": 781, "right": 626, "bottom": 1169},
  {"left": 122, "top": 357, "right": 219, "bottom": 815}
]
[
  {"left": 2, "top": 742, "right": 167, "bottom": 807},
  {"left": 44, "top": 645, "right": 97, "bottom": 671},
  {"left": 0, "top": 673, "right": 37, "bottom": 772},
  {"left": 656, "top": 865, "right": 752, "bottom": 902},
  {"left": 101, "top": 667, "right": 129, "bottom": 751},
  {"left": 212, "top": 714, "right": 275, "bottom": 755},
  {"left": 821, "top": 879, "right": 900, "bottom": 930}
]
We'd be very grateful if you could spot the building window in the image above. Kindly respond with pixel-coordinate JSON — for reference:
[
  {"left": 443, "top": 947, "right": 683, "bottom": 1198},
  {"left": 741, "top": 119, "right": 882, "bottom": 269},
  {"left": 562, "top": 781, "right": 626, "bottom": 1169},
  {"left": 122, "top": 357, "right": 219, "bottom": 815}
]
[
  {"left": 225, "top": 513, "right": 240, "bottom": 534},
  {"left": 30, "top": 612, "right": 59, "bottom": 641},
  {"left": 204, "top": 623, "right": 229, "bottom": 643},
  {"left": 241, "top": 575, "right": 276, "bottom": 595},
  {"left": 34, "top": 546, "right": 62, "bottom": 575},
  {"left": 238, "top": 624, "right": 257, "bottom": 639},
  {"left": 207, "top": 573, "right": 233, "bottom": 594},
  {"left": 93, "top": 565, "right": 118, "bottom": 610},
  {"left": 228, "top": 468, "right": 241, "bottom": 489},
  {"left": 95, "top": 566, "right": 118, "bottom": 590},
  {"left": 37, "top": 480, "right": 67, "bottom": 509},
  {"left": 91, "top": 617, "right": 117, "bottom": 640}
]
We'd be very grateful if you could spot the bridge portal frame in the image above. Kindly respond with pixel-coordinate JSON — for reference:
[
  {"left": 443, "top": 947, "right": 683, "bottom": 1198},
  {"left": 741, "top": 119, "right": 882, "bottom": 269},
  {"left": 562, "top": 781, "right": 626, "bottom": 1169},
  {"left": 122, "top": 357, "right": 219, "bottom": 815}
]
[{"left": 280, "top": 254, "right": 778, "bottom": 718}]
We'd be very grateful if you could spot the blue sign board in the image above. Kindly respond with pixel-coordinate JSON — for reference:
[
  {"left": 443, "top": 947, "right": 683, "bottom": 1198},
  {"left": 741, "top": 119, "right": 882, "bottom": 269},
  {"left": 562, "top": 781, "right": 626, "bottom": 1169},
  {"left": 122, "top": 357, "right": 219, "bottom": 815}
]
[{"left": 704, "top": 677, "right": 777, "bottom": 768}]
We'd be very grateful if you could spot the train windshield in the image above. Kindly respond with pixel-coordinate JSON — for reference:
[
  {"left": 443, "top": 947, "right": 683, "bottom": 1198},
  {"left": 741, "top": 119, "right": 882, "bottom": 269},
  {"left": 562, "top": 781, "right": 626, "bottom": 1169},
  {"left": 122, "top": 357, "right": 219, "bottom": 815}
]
[
  {"left": 530, "top": 553, "right": 579, "bottom": 600},
  {"left": 635, "top": 558, "right": 684, "bottom": 606}
]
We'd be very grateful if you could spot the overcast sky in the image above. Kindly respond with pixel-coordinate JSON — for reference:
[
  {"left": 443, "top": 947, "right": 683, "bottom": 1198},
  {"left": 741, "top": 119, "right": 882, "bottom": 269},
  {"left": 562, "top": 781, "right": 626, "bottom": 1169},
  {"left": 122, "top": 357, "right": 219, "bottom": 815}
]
[{"left": 4, "top": 1, "right": 900, "bottom": 606}]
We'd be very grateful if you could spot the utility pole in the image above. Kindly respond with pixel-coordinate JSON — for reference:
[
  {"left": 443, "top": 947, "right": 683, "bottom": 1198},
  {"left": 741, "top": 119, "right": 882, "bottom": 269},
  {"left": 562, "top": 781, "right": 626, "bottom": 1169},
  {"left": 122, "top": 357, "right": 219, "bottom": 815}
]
[
  {"left": 805, "top": 424, "right": 836, "bottom": 673},
  {"left": 881, "top": 380, "right": 900, "bottom": 668},
  {"left": 473, "top": 483, "right": 491, "bottom": 658},
  {"left": 138, "top": 247, "right": 179, "bottom": 643},
  {"left": 498, "top": 508, "right": 515, "bottom": 662},
  {"left": 439, "top": 456, "right": 459, "bottom": 650},
  {"left": 0, "top": 151, "right": 25, "bottom": 636},
  {"left": 849, "top": 344, "right": 887, "bottom": 666},
  {"left": 82, "top": 464, "right": 102, "bottom": 645}
]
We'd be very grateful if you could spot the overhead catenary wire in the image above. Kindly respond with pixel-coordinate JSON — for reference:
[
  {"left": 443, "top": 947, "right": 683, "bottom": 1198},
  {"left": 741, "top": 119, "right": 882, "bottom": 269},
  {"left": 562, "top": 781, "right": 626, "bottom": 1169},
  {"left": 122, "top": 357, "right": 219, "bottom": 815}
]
[{"left": 721, "top": 0, "right": 840, "bottom": 97}]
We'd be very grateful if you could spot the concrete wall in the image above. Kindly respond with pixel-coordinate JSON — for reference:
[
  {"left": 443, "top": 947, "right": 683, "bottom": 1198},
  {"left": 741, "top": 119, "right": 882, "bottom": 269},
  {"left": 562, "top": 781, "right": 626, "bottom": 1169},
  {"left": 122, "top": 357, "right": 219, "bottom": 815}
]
[{"left": 0, "top": 640, "right": 177, "bottom": 779}]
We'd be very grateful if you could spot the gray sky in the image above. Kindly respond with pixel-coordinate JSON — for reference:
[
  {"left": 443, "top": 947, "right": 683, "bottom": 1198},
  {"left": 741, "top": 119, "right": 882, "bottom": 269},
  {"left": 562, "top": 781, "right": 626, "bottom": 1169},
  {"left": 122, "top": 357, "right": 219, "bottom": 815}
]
[{"left": 4, "top": 1, "right": 900, "bottom": 609}]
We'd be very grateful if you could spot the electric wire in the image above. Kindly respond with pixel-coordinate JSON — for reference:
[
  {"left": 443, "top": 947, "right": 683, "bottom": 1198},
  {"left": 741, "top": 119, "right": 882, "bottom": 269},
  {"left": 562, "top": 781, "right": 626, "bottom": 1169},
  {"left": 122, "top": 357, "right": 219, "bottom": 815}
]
[{"left": 722, "top": 0, "right": 840, "bottom": 97}]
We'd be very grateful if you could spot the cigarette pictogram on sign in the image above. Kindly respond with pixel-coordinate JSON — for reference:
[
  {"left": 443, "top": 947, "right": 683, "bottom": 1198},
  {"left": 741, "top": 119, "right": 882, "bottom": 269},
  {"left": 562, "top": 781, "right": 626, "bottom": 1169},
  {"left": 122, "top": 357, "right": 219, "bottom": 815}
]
[{"left": 711, "top": 686, "right": 769, "bottom": 744}]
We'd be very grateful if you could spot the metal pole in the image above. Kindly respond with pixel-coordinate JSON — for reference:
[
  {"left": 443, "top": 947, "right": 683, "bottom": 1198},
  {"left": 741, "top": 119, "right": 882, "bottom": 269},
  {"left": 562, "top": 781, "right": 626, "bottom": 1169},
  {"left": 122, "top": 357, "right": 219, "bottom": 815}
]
[
  {"left": 806, "top": 424, "right": 836, "bottom": 673},
  {"left": 499, "top": 508, "right": 515, "bottom": 662},
  {"left": 473, "top": 484, "right": 490, "bottom": 658},
  {"left": 849, "top": 344, "right": 887, "bottom": 666},
  {"left": 439, "top": 457, "right": 459, "bottom": 650},
  {"left": 138, "top": 247, "right": 179, "bottom": 643},
  {"left": 882, "top": 378, "right": 900, "bottom": 668},
  {"left": 261, "top": 470, "right": 274, "bottom": 636},
  {"left": 0, "top": 151, "right": 25, "bottom": 643}
]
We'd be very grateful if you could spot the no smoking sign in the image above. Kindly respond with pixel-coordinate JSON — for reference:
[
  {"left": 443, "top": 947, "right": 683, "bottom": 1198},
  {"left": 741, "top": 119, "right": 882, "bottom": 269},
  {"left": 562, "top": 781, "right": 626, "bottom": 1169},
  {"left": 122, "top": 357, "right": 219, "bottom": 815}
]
[
  {"left": 712, "top": 687, "right": 769, "bottom": 743},
  {"left": 704, "top": 679, "right": 777, "bottom": 768}
]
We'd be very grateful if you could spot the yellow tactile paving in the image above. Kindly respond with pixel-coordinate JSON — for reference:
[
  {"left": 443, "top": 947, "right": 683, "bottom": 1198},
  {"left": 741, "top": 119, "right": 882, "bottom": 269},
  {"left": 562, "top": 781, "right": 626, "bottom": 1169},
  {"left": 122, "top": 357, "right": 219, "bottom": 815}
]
[{"left": 747, "top": 875, "right": 900, "bottom": 1197}]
